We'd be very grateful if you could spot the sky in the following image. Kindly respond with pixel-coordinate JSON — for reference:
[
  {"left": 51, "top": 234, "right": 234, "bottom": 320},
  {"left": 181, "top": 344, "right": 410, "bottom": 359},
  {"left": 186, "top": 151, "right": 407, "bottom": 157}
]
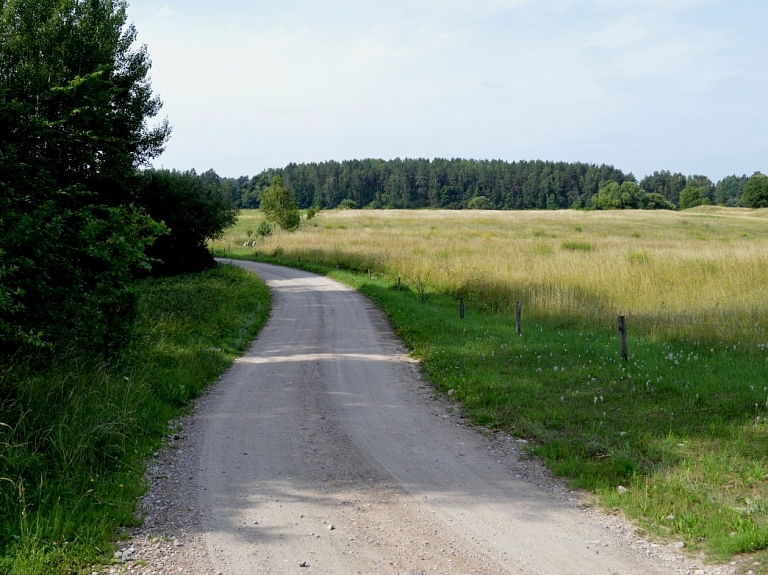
[{"left": 128, "top": 1, "right": 768, "bottom": 181}]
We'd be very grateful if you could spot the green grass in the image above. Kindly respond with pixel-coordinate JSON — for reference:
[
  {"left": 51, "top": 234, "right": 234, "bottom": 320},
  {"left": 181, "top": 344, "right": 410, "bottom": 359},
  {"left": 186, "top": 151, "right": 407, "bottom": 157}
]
[
  {"left": 0, "top": 264, "right": 271, "bottom": 574},
  {"left": 236, "top": 252, "right": 768, "bottom": 568}
]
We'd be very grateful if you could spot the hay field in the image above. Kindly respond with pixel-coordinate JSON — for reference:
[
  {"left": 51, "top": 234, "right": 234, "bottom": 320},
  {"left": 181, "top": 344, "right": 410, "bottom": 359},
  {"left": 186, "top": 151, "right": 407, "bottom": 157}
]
[{"left": 213, "top": 207, "right": 768, "bottom": 342}]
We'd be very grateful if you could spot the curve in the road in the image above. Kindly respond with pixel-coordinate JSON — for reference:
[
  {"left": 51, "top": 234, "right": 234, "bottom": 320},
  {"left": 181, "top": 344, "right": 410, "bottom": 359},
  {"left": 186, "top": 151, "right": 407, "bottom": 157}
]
[{"left": 196, "top": 260, "right": 671, "bottom": 575}]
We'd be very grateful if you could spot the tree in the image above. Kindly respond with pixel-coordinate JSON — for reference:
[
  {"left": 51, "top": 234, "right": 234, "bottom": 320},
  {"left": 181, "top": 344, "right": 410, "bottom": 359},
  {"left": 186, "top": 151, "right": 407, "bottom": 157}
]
[
  {"left": 468, "top": 195, "right": 490, "bottom": 209},
  {"left": 714, "top": 175, "right": 748, "bottom": 206},
  {"left": 0, "top": 0, "right": 170, "bottom": 353},
  {"left": 741, "top": 173, "right": 768, "bottom": 208},
  {"left": 678, "top": 185, "right": 710, "bottom": 209},
  {"left": 136, "top": 169, "right": 238, "bottom": 275},
  {"left": 639, "top": 171, "right": 687, "bottom": 205},
  {"left": 640, "top": 193, "right": 676, "bottom": 210},
  {"left": 260, "top": 176, "right": 301, "bottom": 231},
  {"left": 591, "top": 182, "right": 675, "bottom": 210}
]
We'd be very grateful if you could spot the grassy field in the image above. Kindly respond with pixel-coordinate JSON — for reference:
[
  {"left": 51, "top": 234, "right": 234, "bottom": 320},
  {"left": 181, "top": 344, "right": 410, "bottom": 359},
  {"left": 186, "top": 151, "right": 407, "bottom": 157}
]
[
  {"left": 0, "top": 265, "right": 270, "bottom": 575},
  {"left": 215, "top": 207, "right": 768, "bottom": 344},
  {"left": 213, "top": 207, "right": 768, "bottom": 569}
]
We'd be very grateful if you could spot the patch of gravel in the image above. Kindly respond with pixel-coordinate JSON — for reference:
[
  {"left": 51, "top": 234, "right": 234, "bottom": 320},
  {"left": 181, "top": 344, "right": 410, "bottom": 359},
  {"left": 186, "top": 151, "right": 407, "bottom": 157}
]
[{"left": 90, "top": 383, "right": 749, "bottom": 575}]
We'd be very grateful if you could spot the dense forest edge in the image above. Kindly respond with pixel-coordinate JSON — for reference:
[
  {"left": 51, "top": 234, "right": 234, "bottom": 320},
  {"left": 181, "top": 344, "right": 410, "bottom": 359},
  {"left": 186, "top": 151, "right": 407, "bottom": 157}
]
[{"left": 220, "top": 159, "right": 768, "bottom": 211}]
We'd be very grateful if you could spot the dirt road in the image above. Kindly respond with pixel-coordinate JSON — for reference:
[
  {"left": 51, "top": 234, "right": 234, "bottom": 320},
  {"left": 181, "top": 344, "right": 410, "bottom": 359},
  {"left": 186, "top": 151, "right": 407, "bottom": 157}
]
[{"left": 124, "top": 260, "right": 733, "bottom": 575}]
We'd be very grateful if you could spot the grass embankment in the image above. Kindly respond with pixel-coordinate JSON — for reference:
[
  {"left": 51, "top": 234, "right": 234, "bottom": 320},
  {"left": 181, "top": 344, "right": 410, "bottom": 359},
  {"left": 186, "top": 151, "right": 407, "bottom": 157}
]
[
  {"left": 212, "top": 207, "right": 768, "bottom": 567},
  {"left": 0, "top": 264, "right": 270, "bottom": 575}
]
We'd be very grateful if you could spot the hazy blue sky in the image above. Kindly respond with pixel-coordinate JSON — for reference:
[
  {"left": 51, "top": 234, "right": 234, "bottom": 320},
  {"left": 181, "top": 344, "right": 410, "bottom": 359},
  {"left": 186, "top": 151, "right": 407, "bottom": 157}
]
[{"left": 129, "top": 1, "right": 768, "bottom": 181}]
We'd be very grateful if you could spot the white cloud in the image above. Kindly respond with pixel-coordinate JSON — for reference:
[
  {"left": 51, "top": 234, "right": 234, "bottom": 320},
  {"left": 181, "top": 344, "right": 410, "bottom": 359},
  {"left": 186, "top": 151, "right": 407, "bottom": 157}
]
[{"left": 159, "top": 6, "right": 173, "bottom": 17}]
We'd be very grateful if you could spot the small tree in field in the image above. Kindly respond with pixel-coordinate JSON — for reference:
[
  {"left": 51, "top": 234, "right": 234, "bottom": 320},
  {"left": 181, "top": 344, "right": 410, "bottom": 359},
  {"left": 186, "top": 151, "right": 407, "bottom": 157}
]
[{"left": 260, "top": 176, "right": 300, "bottom": 231}]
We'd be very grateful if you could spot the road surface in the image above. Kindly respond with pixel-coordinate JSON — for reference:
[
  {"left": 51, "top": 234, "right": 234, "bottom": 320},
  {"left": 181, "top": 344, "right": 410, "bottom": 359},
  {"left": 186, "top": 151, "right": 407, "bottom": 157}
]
[{"left": 173, "top": 259, "right": 694, "bottom": 575}]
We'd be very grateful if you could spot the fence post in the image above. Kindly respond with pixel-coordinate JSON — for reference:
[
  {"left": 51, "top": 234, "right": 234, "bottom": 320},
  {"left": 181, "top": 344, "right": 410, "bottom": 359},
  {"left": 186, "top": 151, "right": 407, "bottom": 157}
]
[
  {"left": 516, "top": 302, "right": 522, "bottom": 335},
  {"left": 368, "top": 269, "right": 371, "bottom": 279},
  {"left": 618, "top": 315, "right": 628, "bottom": 361},
  {"left": 397, "top": 277, "right": 401, "bottom": 291},
  {"left": 459, "top": 297, "right": 465, "bottom": 319}
]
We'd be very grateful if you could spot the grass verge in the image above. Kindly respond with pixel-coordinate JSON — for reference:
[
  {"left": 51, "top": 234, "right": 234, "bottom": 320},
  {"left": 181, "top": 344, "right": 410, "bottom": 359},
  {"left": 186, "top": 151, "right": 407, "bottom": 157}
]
[
  {"left": 232, "top": 251, "right": 768, "bottom": 569},
  {"left": 0, "top": 264, "right": 270, "bottom": 574}
]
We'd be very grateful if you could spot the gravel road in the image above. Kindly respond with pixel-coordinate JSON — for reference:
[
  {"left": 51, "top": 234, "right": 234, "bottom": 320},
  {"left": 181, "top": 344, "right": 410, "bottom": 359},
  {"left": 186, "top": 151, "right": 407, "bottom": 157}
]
[{"left": 112, "top": 260, "right": 741, "bottom": 575}]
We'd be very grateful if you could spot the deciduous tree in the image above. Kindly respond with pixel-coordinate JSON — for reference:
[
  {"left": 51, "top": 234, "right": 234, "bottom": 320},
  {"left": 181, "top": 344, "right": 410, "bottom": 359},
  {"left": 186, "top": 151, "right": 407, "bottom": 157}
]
[
  {"left": 0, "top": 0, "right": 170, "bottom": 353},
  {"left": 260, "top": 176, "right": 301, "bottom": 231},
  {"left": 741, "top": 173, "right": 768, "bottom": 208}
]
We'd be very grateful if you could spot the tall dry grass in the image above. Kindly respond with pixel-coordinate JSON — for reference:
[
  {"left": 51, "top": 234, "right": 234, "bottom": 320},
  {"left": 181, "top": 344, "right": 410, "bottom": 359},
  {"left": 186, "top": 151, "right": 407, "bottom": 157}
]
[{"left": 213, "top": 207, "right": 768, "bottom": 342}]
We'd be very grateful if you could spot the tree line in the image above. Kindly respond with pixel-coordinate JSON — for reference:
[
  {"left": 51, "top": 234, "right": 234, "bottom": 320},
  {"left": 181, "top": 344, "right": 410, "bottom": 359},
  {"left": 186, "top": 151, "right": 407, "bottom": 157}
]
[
  {"left": 0, "top": 0, "right": 237, "bottom": 357},
  {"left": 222, "top": 159, "right": 766, "bottom": 211}
]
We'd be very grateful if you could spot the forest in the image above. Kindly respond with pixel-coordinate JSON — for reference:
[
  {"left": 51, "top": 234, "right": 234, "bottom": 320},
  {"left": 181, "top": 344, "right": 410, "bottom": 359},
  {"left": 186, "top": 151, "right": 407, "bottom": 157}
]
[{"left": 221, "top": 158, "right": 756, "bottom": 211}]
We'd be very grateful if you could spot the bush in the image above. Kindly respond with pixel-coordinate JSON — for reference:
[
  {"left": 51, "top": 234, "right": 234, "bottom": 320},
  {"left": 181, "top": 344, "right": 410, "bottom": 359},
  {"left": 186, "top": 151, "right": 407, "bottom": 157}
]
[
  {"left": 256, "top": 220, "right": 274, "bottom": 236},
  {"left": 136, "top": 169, "right": 238, "bottom": 276},
  {"left": 338, "top": 198, "right": 359, "bottom": 210}
]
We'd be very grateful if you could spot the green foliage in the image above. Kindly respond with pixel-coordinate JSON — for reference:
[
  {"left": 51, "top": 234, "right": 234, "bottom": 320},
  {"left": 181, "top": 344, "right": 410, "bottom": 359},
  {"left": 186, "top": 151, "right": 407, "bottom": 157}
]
[
  {"left": 642, "top": 192, "right": 677, "bottom": 210},
  {"left": 337, "top": 198, "right": 358, "bottom": 210},
  {"left": 135, "top": 169, "right": 238, "bottom": 276},
  {"left": 679, "top": 185, "right": 711, "bottom": 209},
  {"left": 468, "top": 195, "right": 490, "bottom": 210},
  {"left": 640, "top": 171, "right": 688, "bottom": 205},
  {"left": 0, "top": 197, "right": 166, "bottom": 355},
  {"left": 591, "top": 181, "right": 675, "bottom": 210},
  {"left": 0, "top": 0, "right": 170, "bottom": 354},
  {"left": 305, "top": 206, "right": 317, "bottom": 220},
  {"left": 256, "top": 220, "right": 274, "bottom": 236},
  {"left": 223, "top": 159, "right": 631, "bottom": 210},
  {"left": 561, "top": 241, "right": 593, "bottom": 251},
  {"left": 715, "top": 175, "right": 749, "bottom": 206},
  {"left": 223, "top": 161, "right": 757, "bottom": 214},
  {"left": 0, "top": 264, "right": 271, "bottom": 574},
  {"left": 741, "top": 173, "right": 768, "bottom": 208},
  {"left": 259, "top": 176, "right": 301, "bottom": 231}
]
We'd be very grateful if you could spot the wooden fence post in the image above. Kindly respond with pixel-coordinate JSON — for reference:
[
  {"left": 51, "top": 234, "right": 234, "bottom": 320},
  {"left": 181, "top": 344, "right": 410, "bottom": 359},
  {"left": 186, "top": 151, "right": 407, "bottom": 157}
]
[
  {"left": 397, "top": 277, "right": 401, "bottom": 291},
  {"left": 459, "top": 297, "right": 465, "bottom": 319},
  {"left": 516, "top": 302, "right": 522, "bottom": 335},
  {"left": 618, "top": 315, "right": 628, "bottom": 361}
]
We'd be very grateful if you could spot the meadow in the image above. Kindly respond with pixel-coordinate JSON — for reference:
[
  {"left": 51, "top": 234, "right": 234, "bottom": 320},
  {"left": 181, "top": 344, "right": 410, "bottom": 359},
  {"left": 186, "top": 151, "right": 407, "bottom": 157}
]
[
  {"left": 215, "top": 207, "right": 768, "bottom": 344},
  {"left": 213, "top": 207, "right": 768, "bottom": 568}
]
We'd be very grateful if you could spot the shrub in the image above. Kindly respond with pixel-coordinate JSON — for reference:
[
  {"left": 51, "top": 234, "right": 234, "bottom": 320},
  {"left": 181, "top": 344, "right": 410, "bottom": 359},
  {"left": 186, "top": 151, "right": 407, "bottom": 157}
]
[
  {"left": 561, "top": 241, "right": 593, "bottom": 251},
  {"left": 136, "top": 169, "right": 238, "bottom": 276},
  {"left": 256, "top": 220, "right": 274, "bottom": 236}
]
